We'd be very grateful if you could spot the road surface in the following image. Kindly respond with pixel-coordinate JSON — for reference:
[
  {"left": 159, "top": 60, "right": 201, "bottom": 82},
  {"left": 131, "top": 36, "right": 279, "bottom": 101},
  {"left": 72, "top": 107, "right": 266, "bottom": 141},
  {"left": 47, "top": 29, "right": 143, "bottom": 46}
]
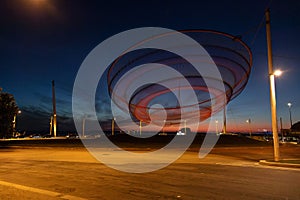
[{"left": 0, "top": 145, "right": 299, "bottom": 199}]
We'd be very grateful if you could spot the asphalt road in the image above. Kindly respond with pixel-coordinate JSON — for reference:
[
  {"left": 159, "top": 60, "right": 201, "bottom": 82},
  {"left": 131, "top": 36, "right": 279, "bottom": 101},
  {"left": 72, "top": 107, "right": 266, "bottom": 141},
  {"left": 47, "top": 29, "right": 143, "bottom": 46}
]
[{"left": 0, "top": 145, "right": 299, "bottom": 200}]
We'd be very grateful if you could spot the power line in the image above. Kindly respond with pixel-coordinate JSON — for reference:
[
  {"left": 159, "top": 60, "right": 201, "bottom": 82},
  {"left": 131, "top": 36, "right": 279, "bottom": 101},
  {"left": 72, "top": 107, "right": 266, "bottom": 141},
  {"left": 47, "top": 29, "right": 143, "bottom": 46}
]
[
  {"left": 250, "top": 15, "right": 265, "bottom": 46},
  {"left": 238, "top": 0, "right": 274, "bottom": 47}
]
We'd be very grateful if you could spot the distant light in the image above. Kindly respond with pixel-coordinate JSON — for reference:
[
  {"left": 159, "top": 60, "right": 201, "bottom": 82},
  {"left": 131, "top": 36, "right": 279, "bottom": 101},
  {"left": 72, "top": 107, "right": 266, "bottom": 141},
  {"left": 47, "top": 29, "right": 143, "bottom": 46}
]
[
  {"left": 18, "top": 110, "right": 22, "bottom": 114},
  {"left": 27, "top": 0, "right": 46, "bottom": 6},
  {"left": 287, "top": 102, "right": 292, "bottom": 107},
  {"left": 30, "top": 0, "right": 46, "bottom": 3},
  {"left": 273, "top": 70, "right": 282, "bottom": 76}
]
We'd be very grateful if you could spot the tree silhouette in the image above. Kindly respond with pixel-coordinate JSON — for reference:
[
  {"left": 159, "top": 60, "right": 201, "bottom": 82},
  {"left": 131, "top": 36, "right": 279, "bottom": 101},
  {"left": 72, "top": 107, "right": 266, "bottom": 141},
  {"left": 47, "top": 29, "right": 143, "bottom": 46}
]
[{"left": 0, "top": 88, "right": 19, "bottom": 138}]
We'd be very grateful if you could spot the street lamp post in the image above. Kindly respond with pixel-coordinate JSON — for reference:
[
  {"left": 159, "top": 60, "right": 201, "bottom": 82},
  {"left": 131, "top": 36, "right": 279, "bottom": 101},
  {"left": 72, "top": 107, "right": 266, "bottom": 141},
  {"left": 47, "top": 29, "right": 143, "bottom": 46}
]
[
  {"left": 246, "top": 118, "right": 252, "bottom": 138},
  {"left": 265, "top": 9, "right": 280, "bottom": 161},
  {"left": 280, "top": 117, "right": 284, "bottom": 142},
  {"left": 82, "top": 115, "right": 86, "bottom": 138},
  {"left": 49, "top": 115, "right": 53, "bottom": 135},
  {"left": 112, "top": 117, "right": 115, "bottom": 136},
  {"left": 12, "top": 110, "right": 21, "bottom": 137},
  {"left": 163, "top": 120, "right": 166, "bottom": 134},
  {"left": 52, "top": 80, "right": 57, "bottom": 138},
  {"left": 139, "top": 120, "right": 142, "bottom": 136},
  {"left": 215, "top": 120, "right": 219, "bottom": 134},
  {"left": 223, "top": 104, "right": 227, "bottom": 134},
  {"left": 184, "top": 120, "right": 187, "bottom": 135},
  {"left": 287, "top": 102, "right": 293, "bottom": 128}
]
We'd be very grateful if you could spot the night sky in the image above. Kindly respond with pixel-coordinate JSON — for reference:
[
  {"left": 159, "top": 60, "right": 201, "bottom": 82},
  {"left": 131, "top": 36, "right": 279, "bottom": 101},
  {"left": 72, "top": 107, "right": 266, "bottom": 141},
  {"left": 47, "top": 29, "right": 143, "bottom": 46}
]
[{"left": 1, "top": 0, "right": 300, "bottom": 133}]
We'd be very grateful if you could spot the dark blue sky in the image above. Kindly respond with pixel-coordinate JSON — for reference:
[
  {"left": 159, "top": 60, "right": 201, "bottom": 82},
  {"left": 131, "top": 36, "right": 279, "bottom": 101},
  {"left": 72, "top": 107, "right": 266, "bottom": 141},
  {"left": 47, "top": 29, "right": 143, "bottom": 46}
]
[{"left": 1, "top": 0, "right": 299, "bottom": 133}]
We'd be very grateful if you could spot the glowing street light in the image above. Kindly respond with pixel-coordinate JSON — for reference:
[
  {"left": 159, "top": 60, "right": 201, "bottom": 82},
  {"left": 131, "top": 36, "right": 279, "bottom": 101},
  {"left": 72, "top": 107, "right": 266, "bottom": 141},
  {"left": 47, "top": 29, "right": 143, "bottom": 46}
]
[
  {"left": 29, "top": 0, "right": 48, "bottom": 6},
  {"left": 287, "top": 102, "right": 293, "bottom": 128},
  {"left": 273, "top": 70, "right": 282, "bottom": 77}
]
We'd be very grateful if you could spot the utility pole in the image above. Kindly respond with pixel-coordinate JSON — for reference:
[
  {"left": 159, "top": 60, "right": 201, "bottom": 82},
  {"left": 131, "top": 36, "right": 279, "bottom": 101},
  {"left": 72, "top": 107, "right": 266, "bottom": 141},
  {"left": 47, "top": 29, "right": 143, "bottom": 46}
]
[
  {"left": 52, "top": 80, "right": 57, "bottom": 138},
  {"left": 266, "top": 9, "right": 280, "bottom": 161}
]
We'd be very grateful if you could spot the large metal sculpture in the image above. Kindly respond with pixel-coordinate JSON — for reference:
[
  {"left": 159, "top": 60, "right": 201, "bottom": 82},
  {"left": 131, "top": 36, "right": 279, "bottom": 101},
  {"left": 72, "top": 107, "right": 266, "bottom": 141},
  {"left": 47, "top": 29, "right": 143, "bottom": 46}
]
[{"left": 107, "top": 30, "right": 252, "bottom": 127}]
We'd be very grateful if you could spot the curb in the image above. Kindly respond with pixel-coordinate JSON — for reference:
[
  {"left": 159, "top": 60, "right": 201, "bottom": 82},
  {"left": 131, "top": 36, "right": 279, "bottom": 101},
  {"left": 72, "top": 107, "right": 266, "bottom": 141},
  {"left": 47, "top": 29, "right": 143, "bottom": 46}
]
[{"left": 259, "top": 160, "right": 300, "bottom": 169}]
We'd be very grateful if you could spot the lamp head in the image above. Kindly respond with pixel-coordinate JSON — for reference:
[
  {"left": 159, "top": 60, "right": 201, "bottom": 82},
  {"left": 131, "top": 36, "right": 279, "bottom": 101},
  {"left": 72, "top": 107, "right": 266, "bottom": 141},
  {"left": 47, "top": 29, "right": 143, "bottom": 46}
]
[{"left": 274, "top": 70, "right": 282, "bottom": 77}]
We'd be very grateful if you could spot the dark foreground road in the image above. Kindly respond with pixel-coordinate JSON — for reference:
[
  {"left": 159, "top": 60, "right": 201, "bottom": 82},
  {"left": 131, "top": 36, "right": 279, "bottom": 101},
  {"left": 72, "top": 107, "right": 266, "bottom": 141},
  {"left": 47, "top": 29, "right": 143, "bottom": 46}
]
[{"left": 0, "top": 145, "right": 299, "bottom": 200}]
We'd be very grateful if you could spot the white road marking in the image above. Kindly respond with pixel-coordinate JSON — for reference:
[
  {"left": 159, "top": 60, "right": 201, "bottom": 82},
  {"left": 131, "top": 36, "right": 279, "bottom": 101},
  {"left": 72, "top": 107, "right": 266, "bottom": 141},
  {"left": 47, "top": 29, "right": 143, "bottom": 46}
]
[{"left": 0, "top": 180, "right": 87, "bottom": 200}]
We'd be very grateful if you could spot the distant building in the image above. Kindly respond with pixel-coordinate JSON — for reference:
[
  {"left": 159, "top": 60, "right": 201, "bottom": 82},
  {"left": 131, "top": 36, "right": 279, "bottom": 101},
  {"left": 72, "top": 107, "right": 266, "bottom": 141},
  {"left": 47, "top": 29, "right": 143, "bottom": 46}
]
[{"left": 291, "top": 121, "right": 300, "bottom": 134}]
